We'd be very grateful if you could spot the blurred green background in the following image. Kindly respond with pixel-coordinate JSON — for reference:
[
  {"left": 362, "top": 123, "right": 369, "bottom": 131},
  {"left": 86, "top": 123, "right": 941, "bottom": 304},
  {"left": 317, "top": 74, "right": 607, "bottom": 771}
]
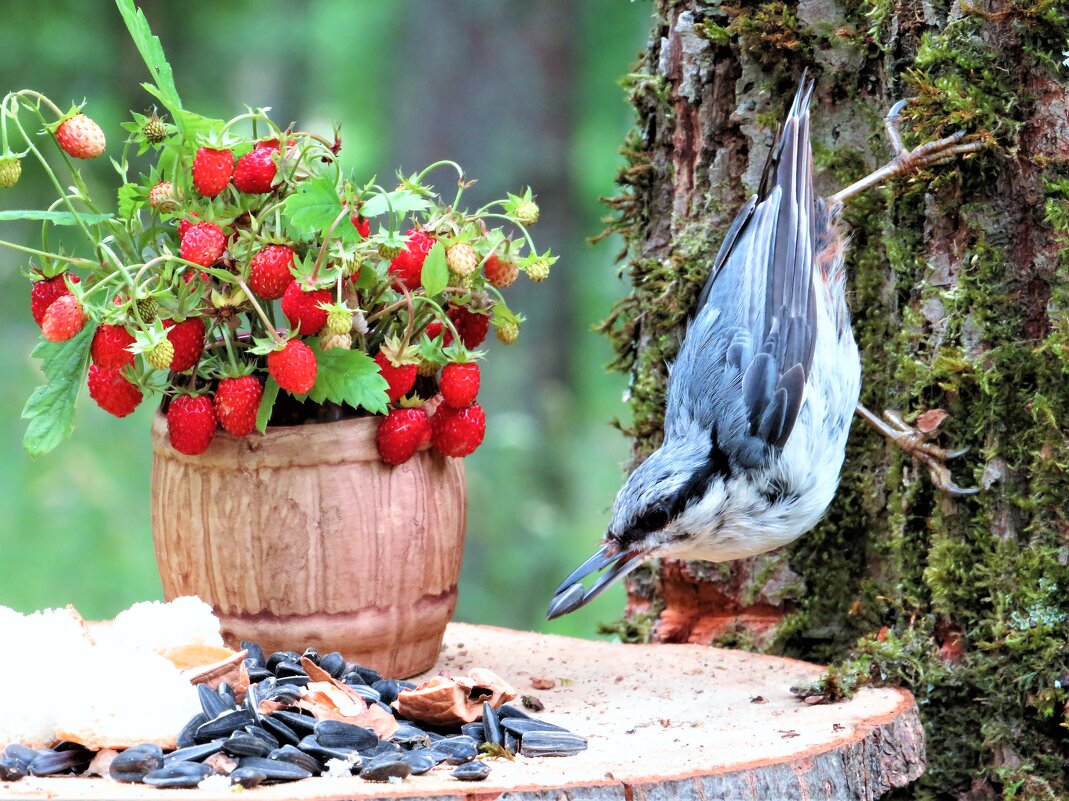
[{"left": 0, "top": 1, "right": 649, "bottom": 638}]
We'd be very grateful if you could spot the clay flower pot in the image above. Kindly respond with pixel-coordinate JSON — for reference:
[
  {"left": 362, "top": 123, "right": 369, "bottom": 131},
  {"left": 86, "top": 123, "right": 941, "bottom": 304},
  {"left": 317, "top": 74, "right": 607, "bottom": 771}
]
[{"left": 150, "top": 412, "right": 466, "bottom": 678}]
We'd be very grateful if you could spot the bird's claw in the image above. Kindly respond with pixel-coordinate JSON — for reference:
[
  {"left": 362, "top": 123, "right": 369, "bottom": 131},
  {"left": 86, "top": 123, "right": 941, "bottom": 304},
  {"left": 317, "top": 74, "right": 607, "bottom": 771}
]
[
  {"left": 855, "top": 405, "right": 981, "bottom": 496},
  {"left": 883, "top": 99, "right": 983, "bottom": 176}
]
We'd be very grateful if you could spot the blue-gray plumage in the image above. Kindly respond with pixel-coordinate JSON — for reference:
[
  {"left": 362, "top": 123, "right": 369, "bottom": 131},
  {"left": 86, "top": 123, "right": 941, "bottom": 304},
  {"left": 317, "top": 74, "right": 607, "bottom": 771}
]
[{"left": 548, "top": 77, "right": 862, "bottom": 620}]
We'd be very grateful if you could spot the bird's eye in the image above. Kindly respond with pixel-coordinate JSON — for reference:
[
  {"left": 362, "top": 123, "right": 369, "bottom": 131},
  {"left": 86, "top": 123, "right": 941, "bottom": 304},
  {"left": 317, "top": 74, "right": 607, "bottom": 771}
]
[{"left": 638, "top": 507, "right": 670, "bottom": 532}]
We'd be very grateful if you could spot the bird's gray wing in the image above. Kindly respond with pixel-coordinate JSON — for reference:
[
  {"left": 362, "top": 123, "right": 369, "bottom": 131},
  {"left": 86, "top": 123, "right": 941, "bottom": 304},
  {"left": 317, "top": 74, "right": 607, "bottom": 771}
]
[{"left": 670, "top": 77, "right": 818, "bottom": 468}]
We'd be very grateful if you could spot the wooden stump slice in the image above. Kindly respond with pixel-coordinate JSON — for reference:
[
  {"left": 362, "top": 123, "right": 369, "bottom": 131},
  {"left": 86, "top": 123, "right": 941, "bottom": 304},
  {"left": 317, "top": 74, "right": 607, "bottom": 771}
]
[{"left": 1, "top": 623, "right": 924, "bottom": 800}]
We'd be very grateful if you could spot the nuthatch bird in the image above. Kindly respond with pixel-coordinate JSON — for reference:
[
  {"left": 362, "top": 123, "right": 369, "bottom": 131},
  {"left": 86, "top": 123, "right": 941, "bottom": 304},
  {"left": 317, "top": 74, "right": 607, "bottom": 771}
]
[{"left": 547, "top": 77, "right": 983, "bottom": 620}]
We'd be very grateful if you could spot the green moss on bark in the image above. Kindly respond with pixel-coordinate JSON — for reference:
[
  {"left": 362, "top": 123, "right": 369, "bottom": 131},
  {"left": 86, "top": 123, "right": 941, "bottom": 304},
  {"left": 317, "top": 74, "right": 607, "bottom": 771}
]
[{"left": 601, "top": 1, "right": 1069, "bottom": 798}]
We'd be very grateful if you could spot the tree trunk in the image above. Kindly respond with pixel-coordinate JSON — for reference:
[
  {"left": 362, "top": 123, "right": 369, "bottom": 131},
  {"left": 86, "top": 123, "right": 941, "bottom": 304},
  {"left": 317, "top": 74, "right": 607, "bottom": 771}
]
[{"left": 602, "top": 1, "right": 1069, "bottom": 798}]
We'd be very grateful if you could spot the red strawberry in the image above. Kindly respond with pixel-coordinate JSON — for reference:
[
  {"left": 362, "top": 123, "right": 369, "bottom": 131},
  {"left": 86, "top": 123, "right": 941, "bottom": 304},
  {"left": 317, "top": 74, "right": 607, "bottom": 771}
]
[
  {"left": 388, "top": 229, "right": 435, "bottom": 288},
  {"left": 440, "top": 362, "right": 480, "bottom": 408},
  {"left": 180, "top": 221, "right": 226, "bottom": 267},
  {"left": 167, "top": 394, "right": 217, "bottom": 455},
  {"left": 484, "top": 254, "right": 519, "bottom": 288},
  {"left": 281, "top": 282, "right": 330, "bottom": 335},
  {"left": 249, "top": 245, "right": 296, "bottom": 299},
  {"left": 55, "top": 114, "right": 105, "bottom": 159},
  {"left": 41, "top": 294, "right": 86, "bottom": 342},
  {"left": 91, "top": 324, "right": 135, "bottom": 369},
  {"left": 87, "top": 364, "right": 143, "bottom": 418},
  {"left": 424, "top": 320, "right": 453, "bottom": 346},
  {"left": 164, "top": 317, "right": 206, "bottom": 372},
  {"left": 376, "top": 408, "right": 431, "bottom": 465},
  {"left": 177, "top": 213, "right": 200, "bottom": 239},
  {"left": 215, "top": 375, "right": 263, "bottom": 437},
  {"left": 268, "top": 339, "right": 317, "bottom": 394},
  {"left": 374, "top": 352, "right": 418, "bottom": 403},
  {"left": 448, "top": 306, "right": 491, "bottom": 349},
  {"left": 431, "top": 402, "right": 486, "bottom": 458},
  {"left": 350, "top": 214, "right": 370, "bottom": 238},
  {"left": 233, "top": 145, "right": 278, "bottom": 194},
  {"left": 30, "top": 274, "right": 79, "bottom": 326},
  {"left": 192, "top": 147, "right": 233, "bottom": 197}
]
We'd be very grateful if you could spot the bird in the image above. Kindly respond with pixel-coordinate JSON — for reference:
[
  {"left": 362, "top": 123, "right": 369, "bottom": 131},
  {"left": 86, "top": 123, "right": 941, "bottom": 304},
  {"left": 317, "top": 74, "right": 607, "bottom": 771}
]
[{"left": 546, "top": 76, "right": 982, "bottom": 621}]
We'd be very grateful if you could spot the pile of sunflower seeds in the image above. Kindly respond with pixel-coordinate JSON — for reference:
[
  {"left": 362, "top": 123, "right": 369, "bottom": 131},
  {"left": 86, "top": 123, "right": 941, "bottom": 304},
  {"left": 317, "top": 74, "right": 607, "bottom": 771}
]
[{"left": 0, "top": 643, "right": 587, "bottom": 789}]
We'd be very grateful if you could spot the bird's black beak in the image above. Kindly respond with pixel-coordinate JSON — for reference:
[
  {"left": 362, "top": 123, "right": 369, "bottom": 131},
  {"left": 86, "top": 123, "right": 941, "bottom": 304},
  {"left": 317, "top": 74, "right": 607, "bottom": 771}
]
[{"left": 545, "top": 543, "right": 645, "bottom": 620}]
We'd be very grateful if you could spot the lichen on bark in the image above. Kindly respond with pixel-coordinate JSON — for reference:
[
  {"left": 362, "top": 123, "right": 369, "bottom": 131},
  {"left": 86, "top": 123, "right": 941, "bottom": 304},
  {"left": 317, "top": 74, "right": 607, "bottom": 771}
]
[{"left": 599, "top": 1, "right": 1069, "bottom": 798}]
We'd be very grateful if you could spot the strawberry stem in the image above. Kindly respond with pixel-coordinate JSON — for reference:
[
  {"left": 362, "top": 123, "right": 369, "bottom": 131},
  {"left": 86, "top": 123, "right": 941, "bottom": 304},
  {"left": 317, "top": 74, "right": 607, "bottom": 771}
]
[
  {"left": 310, "top": 207, "right": 350, "bottom": 282},
  {"left": 233, "top": 275, "right": 285, "bottom": 346}
]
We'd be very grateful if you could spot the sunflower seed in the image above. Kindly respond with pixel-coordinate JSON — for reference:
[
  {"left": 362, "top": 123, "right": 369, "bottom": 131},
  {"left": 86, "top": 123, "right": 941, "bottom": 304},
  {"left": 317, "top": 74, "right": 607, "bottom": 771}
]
[
  {"left": 177, "top": 712, "right": 208, "bottom": 748},
  {"left": 318, "top": 651, "right": 346, "bottom": 678},
  {"left": 403, "top": 748, "right": 436, "bottom": 775},
  {"left": 222, "top": 731, "right": 272, "bottom": 758},
  {"left": 164, "top": 740, "right": 224, "bottom": 764},
  {"left": 269, "top": 710, "right": 317, "bottom": 737},
  {"left": 230, "top": 766, "right": 266, "bottom": 789},
  {"left": 28, "top": 747, "right": 91, "bottom": 776},
  {"left": 237, "top": 756, "right": 311, "bottom": 782},
  {"left": 143, "top": 761, "right": 211, "bottom": 788},
  {"left": 198, "top": 683, "right": 231, "bottom": 718},
  {"left": 260, "top": 715, "right": 300, "bottom": 746},
  {"left": 268, "top": 745, "right": 323, "bottom": 776},
  {"left": 518, "top": 730, "right": 588, "bottom": 757},
  {"left": 266, "top": 651, "right": 301, "bottom": 673},
  {"left": 500, "top": 717, "right": 569, "bottom": 737},
  {"left": 314, "top": 720, "right": 379, "bottom": 750},
  {"left": 360, "top": 753, "right": 411, "bottom": 782},
  {"left": 482, "top": 701, "right": 504, "bottom": 746},
  {"left": 196, "top": 708, "right": 255, "bottom": 740},
  {"left": 241, "top": 640, "right": 266, "bottom": 668},
  {"left": 109, "top": 744, "right": 163, "bottom": 783},
  {"left": 452, "top": 760, "right": 492, "bottom": 781}
]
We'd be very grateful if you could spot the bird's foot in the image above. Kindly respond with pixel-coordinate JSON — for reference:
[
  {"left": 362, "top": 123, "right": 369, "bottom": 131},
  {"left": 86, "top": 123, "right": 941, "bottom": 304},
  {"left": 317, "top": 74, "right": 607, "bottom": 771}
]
[
  {"left": 831, "top": 100, "right": 985, "bottom": 204},
  {"left": 855, "top": 405, "right": 979, "bottom": 497},
  {"left": 881, "top": 99, "right": 986, "bottom": 177}
]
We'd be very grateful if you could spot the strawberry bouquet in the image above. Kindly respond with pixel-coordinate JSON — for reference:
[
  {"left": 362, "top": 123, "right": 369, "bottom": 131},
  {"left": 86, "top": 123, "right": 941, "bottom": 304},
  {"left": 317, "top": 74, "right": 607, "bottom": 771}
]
[{"left": 2, "top": 1, "right": 553, "bottom": 464}]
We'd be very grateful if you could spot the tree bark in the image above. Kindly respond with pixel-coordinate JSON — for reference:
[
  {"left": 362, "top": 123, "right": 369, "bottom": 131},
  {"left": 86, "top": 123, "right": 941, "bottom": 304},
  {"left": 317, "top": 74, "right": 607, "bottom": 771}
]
[{"left": 602, "top": 1, "right": 1069, "bottom": 798}]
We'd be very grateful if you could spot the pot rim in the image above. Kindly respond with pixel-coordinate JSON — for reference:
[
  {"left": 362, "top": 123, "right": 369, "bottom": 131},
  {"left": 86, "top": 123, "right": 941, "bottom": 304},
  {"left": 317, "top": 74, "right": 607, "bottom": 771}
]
[{"left": 151, "top": 409, "right": 435, "bottom": 467}]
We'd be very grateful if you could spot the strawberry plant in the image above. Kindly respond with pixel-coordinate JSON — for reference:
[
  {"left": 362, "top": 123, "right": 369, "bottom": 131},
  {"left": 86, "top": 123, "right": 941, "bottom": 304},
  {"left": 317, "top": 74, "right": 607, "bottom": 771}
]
[{"left": 2, "top": 0, "right": 552, "bottom": 461}]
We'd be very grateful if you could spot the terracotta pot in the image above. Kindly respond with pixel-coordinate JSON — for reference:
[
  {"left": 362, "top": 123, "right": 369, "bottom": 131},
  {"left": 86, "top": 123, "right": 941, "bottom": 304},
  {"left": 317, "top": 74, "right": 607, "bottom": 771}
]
[{"left": 150, "top": 412, "right": 466, "bottom": 678}]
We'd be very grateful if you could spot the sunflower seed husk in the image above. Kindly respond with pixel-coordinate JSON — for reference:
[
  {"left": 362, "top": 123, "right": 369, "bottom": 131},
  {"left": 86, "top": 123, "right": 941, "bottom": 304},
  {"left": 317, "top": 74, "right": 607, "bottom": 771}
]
[
  {"left": 452, "top": 760, "right": 492, "bottom": 781},
  {"left": 517, "top": 730, "right": 588, "bottom": 757},
  {"left": 143, "top": 761, "right": 211, "bottom": 788}
]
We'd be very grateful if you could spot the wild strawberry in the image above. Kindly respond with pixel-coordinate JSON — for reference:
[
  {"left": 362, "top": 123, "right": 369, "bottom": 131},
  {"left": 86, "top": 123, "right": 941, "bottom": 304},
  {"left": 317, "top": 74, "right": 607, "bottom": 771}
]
[
  {"left": 374, "top": 352, "right": 418, "bottom": 403},
  {"left": 162, "top": 317, "right": 206, "bottom": 372},
  {"left": 526, "top": 257, "right": 551, "bottom": 283},
  {"left": 192, "top": 146, "right": 233, "bottom": 197},
  {"left": 440, "top": 362, "right": 480, "bottom": 408},
  {"left": 448, "top": 306, "right": 491, "bottom": 349},
  {"left": 446, "top": 243, "right": 479, "bottom": 277},
  {"left": 424, "top": 320, "right": 453, "bottom": 347},
  {"left": 350, "top": 214, "right": 370, "bottom": 238},
  {"left": 149, "top": 181, "right": 179, "bottom": 213},
  {"left": 320, "top": 330, "right": 352, "bottom": 351},
  {"left": 41, "top": 294, "right": 86, "bottom": 342},
  {"left": 136, "top": 297, "right": 160, "bottom": 324},
  {"left": 215, "top": 376, "right": 263, "bottom": 437},
  {"left": 180, "top": 221, "right": 226, "bottom": 267},
  {"left": 142, "top": 114, "right": 168, "bottom": 144},
  {"left": 87, "top": 364, "right": 142, "bottom": 418},
  {"left": 167, "top": 394, "right": 217, "bottom": 455},
  {"left": 30, "top": 274, "right": 78, "bottom": 326},
  {"left": 281, "top": 282, "right": 330, "bottom": 335},
  {"left": 388, "top": 229, "right": 435, "bottom": 289},
  {"left": 496, "top": 318, "right": 520, "bottom": 345},
  {"left": 55, "top": 114, "right": 105, "bottom": 159},
  {"left": 0, "top": 157, "right": 21, "bottom": 188},
  {"left": 514, "top": 198, "right": 539, "bottom": 226},
  {"left": 268, "top": 339, "right": 318, "bottom": 394},
  {"left": 146, "top": 339, "right": 175, "bottom": 371},
  {"left": 326, "top": 309, "right": 353, "bottom": 335},
  {"left": 376, "top": 408, "right": 431, "bottom": 465},
  {"left": 177, "top": 213, "right": 200, "bottom": 239},
  {"left": 233, "top": 144, "right": 278, "bottom": 193},
  {"left": 91, "top": 324, "right": 135, "bottom": 370},
  {"left": 248, "top": 245, "right": 295, "bottom": 299},
  {"left": 484, "top": 254, "right": 518, "bottom": 288},
  {"left": 431, "top": 402, "right": 486, "bottom": 458}
]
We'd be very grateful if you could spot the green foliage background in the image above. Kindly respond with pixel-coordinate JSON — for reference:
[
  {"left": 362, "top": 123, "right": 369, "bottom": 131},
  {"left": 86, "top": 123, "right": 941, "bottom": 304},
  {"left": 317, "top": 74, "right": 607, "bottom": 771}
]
[{"left": 0, "top": 0, "right": 650, "bottom": 638}]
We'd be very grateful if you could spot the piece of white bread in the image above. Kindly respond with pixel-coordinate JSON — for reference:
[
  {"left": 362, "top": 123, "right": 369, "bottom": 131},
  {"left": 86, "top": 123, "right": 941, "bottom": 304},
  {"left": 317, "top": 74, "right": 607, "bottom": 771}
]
[{"left": 0, "top": 597, "right": 222, "bottom": 750}]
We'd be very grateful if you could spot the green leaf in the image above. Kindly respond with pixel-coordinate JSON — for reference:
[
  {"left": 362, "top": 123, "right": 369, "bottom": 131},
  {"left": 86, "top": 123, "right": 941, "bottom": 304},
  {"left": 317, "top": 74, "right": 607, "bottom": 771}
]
[
  {"left": 304, "top": 344, "right": 389, "bottom": 415},
  {"left": 282, "top": 175, "right": 343, "bottom": 236},
  {"left": 117, "top": 184, "right": 143, "bottom": 221},
  {"left": 0, "top": 210, "right": 112, "bottom": 225},
  {"left": 21, "top": 325, "right": 95, "bottom": 457},
  {"left": 256, "top": 376, "right": 279, "bottom": 434},
  {"left": 421, "top": 242, "right": 448, "bottom": 297},
  {"left": 115, "top": 0, "right": 183, "bottom": 124},
  {"left": 360, "top": 189, "right": 431, "bottom": 218}
]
